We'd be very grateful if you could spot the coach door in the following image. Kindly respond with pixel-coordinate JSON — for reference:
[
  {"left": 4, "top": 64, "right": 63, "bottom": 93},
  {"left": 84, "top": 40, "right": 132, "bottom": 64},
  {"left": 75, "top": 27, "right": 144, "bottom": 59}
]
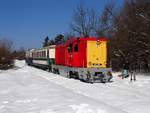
[{"left": 72, "top": 42, "right": 80, "bottom": 67}]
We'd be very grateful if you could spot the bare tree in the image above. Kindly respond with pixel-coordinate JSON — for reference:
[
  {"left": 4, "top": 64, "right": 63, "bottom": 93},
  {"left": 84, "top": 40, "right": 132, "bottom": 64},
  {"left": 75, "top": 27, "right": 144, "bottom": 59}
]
[
  {"left": 107, "top": 0, "right": 150, "bottom": 72},
  {"left": 54, "top": 34, "right": 64, "bottom": 44},
  {"left": 12, "top": 47, "right": 25, "bottom": 60},
  {"left": 95, "top": 1, "right": 118, "bottom": 68},
  {"left": 95, "top": 1, "right": 117, "bottom": 37},
  {"left": 70, "top": 2, "right": 97, "bottom": 37},
  {"left": 0, "top": 38, "right": 14, "bottom": 69}
]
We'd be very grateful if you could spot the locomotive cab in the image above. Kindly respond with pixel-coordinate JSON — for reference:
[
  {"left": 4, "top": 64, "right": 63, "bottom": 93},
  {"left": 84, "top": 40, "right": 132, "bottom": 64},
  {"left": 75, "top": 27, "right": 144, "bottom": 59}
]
[{"left": 54, "top": 37, "right": 112, "bottom": 83}]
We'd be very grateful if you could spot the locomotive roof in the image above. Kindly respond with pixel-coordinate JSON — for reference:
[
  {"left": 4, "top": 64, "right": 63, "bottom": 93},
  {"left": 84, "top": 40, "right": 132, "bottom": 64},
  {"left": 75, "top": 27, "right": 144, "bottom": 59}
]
[
  {"left": 55, "top": 37, "right": 107, "bottom": 47},
  {"left": 66, "top": 37, "right": 107, "bottom": 43},
  {"left": 70, "top": 37, "right": 106, "bottom": 40}
]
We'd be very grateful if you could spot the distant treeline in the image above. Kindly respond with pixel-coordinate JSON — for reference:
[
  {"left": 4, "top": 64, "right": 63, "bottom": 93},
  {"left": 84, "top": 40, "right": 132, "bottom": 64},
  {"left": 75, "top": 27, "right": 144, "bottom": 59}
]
[
  {"left": 0, "top": 39, "right": 25, "bottom": 70},
  {"left": 0, "top": 39, "right": 14, "bottom": 69},
  {"left": 43, "top": 34, "right": 67, "bottom": 47}
]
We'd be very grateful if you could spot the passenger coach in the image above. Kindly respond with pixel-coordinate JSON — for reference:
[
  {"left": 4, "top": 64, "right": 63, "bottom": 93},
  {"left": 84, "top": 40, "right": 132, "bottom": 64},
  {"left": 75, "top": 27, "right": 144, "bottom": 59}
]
[{"left": 26, "top": 45, "right": 55, "bottom": 70}]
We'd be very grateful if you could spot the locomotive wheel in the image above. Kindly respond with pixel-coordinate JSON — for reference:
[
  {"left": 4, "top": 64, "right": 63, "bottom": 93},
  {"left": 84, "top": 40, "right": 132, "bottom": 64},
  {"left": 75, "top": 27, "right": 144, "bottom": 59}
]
[
  {"left": 101, "top": 78, "right": 106, "bottom": 83},
  {"left": 85, "top": 78, "right": 93, "bottom": 84},
  {"left": 56, "top": 69, "right": 59, "bottom": 74},
  {"left": 85, "top": 76, "right": 93, "bottom": 84},
  {"left": 86, "top": 72, "right": 93, "bottom": 83},
  {"left": 74, "top": 72, "right": 79, "bottom": 79}
]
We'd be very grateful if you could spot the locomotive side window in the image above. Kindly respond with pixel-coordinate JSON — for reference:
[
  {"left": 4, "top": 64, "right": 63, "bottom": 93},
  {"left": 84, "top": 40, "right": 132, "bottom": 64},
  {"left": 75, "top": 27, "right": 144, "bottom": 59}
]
[
  {"left": 68, "top": 43, "right": 73, "bottom": 53},
  {"left": 74, "top": 44, "right": 78, "bottom": 52}
]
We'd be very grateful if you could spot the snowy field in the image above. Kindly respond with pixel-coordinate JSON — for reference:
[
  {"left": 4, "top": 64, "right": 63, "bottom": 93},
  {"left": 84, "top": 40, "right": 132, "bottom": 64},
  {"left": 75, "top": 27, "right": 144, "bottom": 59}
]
[{"left": 0, "top": 60, "right": 150, "bottom": 113}]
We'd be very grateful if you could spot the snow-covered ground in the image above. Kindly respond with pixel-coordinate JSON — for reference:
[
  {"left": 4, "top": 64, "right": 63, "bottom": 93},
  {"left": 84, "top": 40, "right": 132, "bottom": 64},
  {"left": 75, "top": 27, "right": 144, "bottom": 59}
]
[{"left": 0, "top": 60, "right": 150, "bottom": 113}]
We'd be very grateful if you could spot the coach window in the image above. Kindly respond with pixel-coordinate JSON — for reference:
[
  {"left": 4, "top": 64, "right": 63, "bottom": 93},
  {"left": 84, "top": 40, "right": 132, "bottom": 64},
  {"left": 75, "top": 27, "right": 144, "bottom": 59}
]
[
  {"left": 43, "top": 51, "right": 44, "bottom": 58},
  {"left": 37, "top": 52, "right": 39, "bottom": 58},
  {"left": 44, "top": 51, "right": 46, "bottom": 58},
  {"left": 41, "top": 51, "right": 43, "bottom": 58},
  {"left": 74, "top": 44, "right": 78, "bottom": 52},
  {"left": 40, "top": 51, "right": 41, "bottom": 57},
  {"left": 36, "top": 52, "right": 37, "bottom": 58},
  {"left": 68, "top": 43, "right": 72, "bottom": 53},
  {"left": 42, "top": 51, "right": 44, "bottom": 58}
]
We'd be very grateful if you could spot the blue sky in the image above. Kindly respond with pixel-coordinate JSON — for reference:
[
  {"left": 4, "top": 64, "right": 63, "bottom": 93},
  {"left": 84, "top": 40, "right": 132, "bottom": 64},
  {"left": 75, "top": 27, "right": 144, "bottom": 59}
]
[{"left": 0, "top": 0, "right": 123, "bottom": 49}]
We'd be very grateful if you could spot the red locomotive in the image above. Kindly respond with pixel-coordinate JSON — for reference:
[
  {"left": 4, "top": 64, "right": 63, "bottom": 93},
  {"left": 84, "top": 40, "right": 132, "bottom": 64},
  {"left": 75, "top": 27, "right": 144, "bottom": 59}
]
[{"left": 52, "top": 37, "right": 112, "bottom": 83}]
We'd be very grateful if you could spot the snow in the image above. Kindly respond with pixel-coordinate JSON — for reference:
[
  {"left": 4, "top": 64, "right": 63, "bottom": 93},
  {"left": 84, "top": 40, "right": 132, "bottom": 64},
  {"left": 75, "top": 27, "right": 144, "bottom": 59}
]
[{"left": 0, "top": 60, "right": 150, "bottom": 113}]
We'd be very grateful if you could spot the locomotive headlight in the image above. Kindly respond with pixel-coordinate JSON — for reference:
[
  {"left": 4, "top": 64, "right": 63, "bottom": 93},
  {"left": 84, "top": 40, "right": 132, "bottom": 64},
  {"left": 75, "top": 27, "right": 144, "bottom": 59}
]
[
  {"left": 88, "top": 62, "right": 92, "bottom": 66},
  {"left": 96, "top": 40, "right": 101, "bottom": 47}
]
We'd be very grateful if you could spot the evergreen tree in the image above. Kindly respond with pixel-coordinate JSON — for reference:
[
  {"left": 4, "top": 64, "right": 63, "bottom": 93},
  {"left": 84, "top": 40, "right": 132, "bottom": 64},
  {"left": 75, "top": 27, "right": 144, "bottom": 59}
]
[
  {"left": 54, "top": 34, "right": 64, "bottom": 44},
  {"left": 43, "top": 36, "right": 49, "bottom": 47}
]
